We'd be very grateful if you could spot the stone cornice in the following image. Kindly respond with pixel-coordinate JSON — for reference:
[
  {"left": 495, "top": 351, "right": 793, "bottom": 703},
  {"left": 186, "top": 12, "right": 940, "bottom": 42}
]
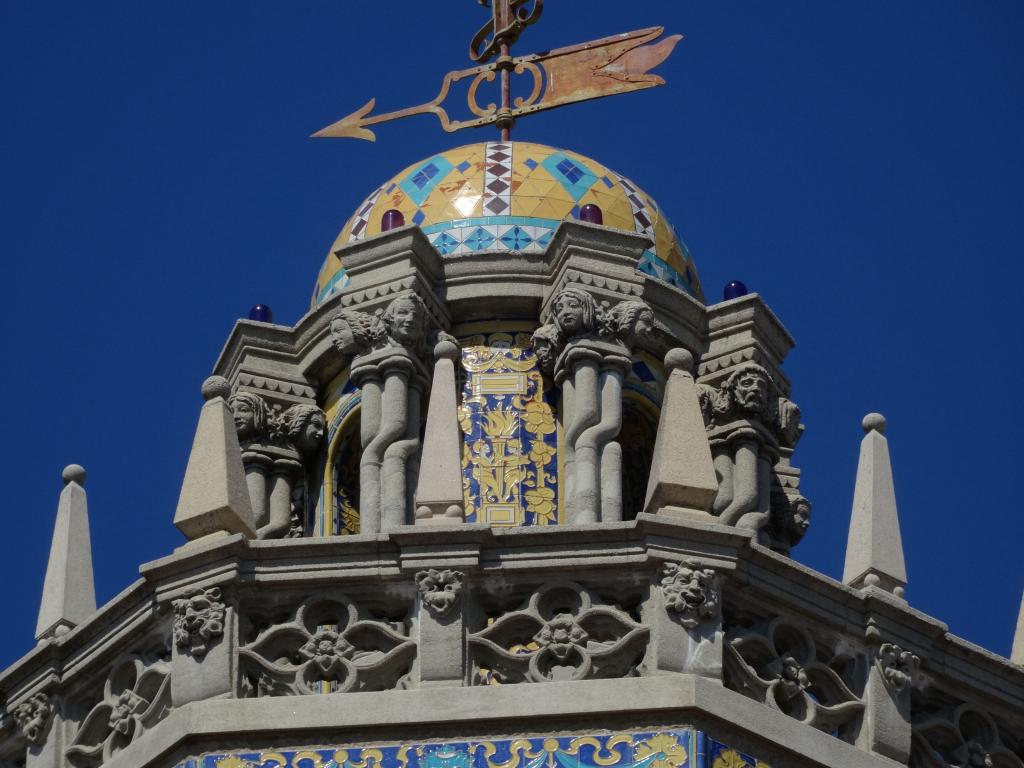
[{"left": 2, "top": 516, "right": 1020, "bottom": 721}]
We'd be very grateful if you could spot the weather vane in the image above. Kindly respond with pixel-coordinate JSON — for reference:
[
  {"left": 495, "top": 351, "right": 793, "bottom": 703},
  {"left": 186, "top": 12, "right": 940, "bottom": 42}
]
[{"left": 313, "top": 0, "right": 681, "bottom": 142}]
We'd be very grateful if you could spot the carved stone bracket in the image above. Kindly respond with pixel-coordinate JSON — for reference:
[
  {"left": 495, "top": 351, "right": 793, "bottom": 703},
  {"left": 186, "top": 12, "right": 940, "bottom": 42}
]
[
  {"left": 415, "top": 569, "right": 464, "bottom": 616},
  {"left": 172, "top": 587, "right": 226, "bottom": 657},
  {"left": 912, "top": 704, "right": 1024, "bottom": 768},
  {"left": 659, "top": 562, "right": 719, "bottom": 629},
  {"left": 11, "top": 692, "right": 52, "bottom": 746}
]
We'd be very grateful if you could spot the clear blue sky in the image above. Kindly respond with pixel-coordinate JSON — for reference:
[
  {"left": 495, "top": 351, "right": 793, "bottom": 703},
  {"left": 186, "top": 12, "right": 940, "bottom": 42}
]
[{"left": 1, "top": 2, "right": 1022, "bottom": 669}]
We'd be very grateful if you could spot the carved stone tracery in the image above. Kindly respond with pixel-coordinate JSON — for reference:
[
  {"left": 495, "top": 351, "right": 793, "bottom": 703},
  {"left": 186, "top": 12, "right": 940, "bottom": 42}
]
[
  {"left": 724, "top": 617, "right": 864, "bottom": 742},
  {"left": 469, "top": 581, "right": 648, "bottom": 684},
  {"left": 65, "top": 655, "right": 172, "bottom": 768},
  {"left": 238, "top": 596, "right": 415, "bottom": 696}
]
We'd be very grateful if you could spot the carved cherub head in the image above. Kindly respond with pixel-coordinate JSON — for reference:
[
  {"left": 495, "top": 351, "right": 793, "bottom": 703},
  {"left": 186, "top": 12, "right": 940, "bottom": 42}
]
[
  {"left": 724, "top": 363, "right": 771, "bottom": 415},
  {"left": 284, "top": 404, "right": 327, "bottom": 454},
  {"left": 607, "top": 300, "right": 656, "bottom": 348},
  {"left": 551, "top": 287, "right": 597, "bottom": 339},
  {"left": 530, "top": 323, "right": 562, "bottom": 374},
  {"left": 228, "top": 391, "right": 269, "bottom": 441},
  {"left": 382, "top": 294, "right": 427, "bottom": 347},
  {"left": 786, "top": 495, "right": 812, "bottom": 544},
  {"left": 330, "top": 309, "right": 377, "bottom": 356}
]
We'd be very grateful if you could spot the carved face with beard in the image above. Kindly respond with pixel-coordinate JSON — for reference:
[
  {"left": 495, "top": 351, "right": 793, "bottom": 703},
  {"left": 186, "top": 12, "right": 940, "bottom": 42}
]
[{"left": 730, "top": 366, "right": 769, "bottom": 414}]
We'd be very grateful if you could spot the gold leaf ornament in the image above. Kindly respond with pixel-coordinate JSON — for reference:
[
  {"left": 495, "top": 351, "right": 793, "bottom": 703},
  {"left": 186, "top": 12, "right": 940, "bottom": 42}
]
[
  {"left": 634, "top": 733, "right": 687, "bottom": 768},
  {"left": 712, "top": 750, "right": 750, "bottom": 768}
]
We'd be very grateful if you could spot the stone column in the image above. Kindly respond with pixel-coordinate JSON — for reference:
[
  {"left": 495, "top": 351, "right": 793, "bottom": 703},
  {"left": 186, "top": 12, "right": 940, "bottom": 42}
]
[
  {"left": 241, "top": 454, "right": 271, "bottom": 529},
  {"left": 260, "top": 460, "right": 300, "bottom": 539},
  {"left": 415, "top": 339, "right": 465, "bottom": 524},
  {"left": 382, "top": 381, "right": 422, "bottom": 530}
]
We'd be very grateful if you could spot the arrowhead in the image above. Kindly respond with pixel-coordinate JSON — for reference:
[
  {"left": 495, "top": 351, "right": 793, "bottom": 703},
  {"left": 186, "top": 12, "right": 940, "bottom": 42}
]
[{"left": 311, "top": 98, "right": 377, "bottom": 141}]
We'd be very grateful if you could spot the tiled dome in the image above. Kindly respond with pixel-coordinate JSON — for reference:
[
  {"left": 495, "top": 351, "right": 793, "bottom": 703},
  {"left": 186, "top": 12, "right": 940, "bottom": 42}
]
[{"left": 313, "top": 141, "right": 703, "bottom": 306}]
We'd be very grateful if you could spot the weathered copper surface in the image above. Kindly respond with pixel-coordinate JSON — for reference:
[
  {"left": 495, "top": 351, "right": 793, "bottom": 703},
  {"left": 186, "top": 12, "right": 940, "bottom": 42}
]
[{"left": 313, "top": 2, "right": 680, "bottom": 141}]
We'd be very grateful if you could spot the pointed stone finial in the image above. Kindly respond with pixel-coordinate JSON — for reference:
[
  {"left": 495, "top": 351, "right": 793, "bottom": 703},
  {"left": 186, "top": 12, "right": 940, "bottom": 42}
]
[
  {"left": 174, "top": 376, "right": 257, "bottom": 543},
  {"left": 36, "top": 464, "right": 97, "bottom": 640},
  {"left": 1012, "top": 591, "right": 1024, "bottom": 665},
  {"left": 415, "top": 339, "right": 465, "bottom": 524},
  {"left": 643, "top": 349, "right": 719, "bottom": 516},
  {"left": 843, "top": 413, "right": 907, "bottom": 598}
]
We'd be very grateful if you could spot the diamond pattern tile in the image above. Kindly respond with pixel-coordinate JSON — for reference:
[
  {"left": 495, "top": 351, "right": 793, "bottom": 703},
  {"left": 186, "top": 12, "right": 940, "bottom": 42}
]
[{"left": 318, "top": 141, "right": 704, "bottom": 307}]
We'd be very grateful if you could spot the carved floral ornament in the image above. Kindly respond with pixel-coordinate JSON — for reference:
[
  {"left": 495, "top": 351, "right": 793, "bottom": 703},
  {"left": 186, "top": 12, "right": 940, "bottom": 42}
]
[
  {"left": 469, "top": 581, "right": 648, "bottom": 684},
  {"left": 415, "top": 569, "right": 464, "bottom": 616},
  {"left": 723, "top": 618, "right": 864, "bottom": 741},
  {"left": 912, "top": 705, "right": 1024, "bottom": 768},
  {"left": 65, "top": 655, "right": 171, "bottom": 768},
  {"left": 659, "top": 562, "right": 719, "bottom": 629},
  {"left": 172, "top": 586, "right": 226, "bottom": 657},
  {"left": 11, "top": 691, "right": 52, "bottom": 746},
  {"left": 238, "top": 596, "right": 415, "bottom": 696}
]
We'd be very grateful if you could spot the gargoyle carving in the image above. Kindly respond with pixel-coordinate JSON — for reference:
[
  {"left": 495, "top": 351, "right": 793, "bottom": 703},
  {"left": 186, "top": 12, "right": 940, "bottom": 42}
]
[
  {"left": 11, "top": 692, "right": 52, "bottom": 746},
  {"left": 660, "top": 562, "right": 719, "bottom": 629},
  {"left": 172, "top": 587, "right": 226, "bottom": 657},
  {"left": 415, "top": 569, "right": 464, "bottom": 616}
]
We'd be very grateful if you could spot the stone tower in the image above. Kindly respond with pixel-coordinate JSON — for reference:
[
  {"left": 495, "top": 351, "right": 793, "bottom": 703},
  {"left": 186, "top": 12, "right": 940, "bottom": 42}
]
[{"left": 1, "top": 20, "right": 1022, "bottom": 768}]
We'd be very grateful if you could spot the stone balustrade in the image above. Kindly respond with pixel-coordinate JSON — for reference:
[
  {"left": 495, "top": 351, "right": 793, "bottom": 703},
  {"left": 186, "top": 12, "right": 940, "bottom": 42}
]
[{"left": 2, "top": 517, "right": 1021, "bottom": 768}]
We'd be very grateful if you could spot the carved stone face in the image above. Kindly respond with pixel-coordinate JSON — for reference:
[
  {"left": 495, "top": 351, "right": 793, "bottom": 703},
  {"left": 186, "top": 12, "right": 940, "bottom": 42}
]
[
  {"left": 388, "top": 298, "right": 424, "bottom": 344},
  {"left": 231, "top": 398, "right": 258, "bottom": 439},
  {"left": 531, "top": 330, "right": 558, "bottom": 371},
  {"left": 733, "top": 370, "right": 768, "bottom": 413},
  {"left": 554, "top": 294, "right": 587, "bottom": 336},
  {"left": 630, "top": 308, "right": 656, "bottom": 344},
  {"left": 787, "top": 498, "right": 811, "bottom": 540},
  {"left": 299, "top": 412, "right": 326, "bottom": 453}
]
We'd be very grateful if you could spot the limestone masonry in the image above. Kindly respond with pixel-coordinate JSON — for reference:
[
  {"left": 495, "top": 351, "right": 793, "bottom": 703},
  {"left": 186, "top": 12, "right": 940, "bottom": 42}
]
[{"left": 1, "top": 140, "right": 1022, "bottom": 768}]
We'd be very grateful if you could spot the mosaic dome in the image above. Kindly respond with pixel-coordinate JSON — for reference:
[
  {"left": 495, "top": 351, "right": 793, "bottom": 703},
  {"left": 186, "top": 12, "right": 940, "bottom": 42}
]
[{"left": 313, "top": 141, "right": 704, "bottom": 306}]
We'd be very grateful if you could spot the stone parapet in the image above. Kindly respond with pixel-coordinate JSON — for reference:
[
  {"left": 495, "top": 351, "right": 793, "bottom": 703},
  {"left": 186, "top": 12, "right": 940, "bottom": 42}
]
[{"left": 2, "top": 518, "right": 1021, "bottom": 768}]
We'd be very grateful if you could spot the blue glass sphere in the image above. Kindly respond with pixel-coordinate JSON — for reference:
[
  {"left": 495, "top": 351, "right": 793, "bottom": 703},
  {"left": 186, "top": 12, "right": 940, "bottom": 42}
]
[
  {"left": 248, "top": 304, "right": 273, "bottom": 323},
  {"left": 723, "top": 280, "right": 748, "bottom": 301}
]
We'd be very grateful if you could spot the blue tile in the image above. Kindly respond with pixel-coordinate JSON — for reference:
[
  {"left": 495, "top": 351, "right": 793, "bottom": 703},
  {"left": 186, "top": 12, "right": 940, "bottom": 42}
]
[{"left": 412, "top": 209, "right": 426, "bottom": 225}]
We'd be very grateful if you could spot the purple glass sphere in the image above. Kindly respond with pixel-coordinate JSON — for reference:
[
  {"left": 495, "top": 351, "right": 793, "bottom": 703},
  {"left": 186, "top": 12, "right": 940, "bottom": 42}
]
[
  {"left": 723, "top": 281, "right": 748, "bottom": 301},
  {"left": 248, "top": 304, "right": 273, "bottom": 323},
  {"left": 578, "top": 203, "right": 603, "bottom": 225},
  {"left": 381, "top": 209, "right": 405, "bottom": 231}
]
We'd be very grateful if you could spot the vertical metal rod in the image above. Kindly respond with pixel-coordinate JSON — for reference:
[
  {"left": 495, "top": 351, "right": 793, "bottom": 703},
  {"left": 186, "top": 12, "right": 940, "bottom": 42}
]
[{"left": 500, "top": 40, "right": 511, "bottom": 141}]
